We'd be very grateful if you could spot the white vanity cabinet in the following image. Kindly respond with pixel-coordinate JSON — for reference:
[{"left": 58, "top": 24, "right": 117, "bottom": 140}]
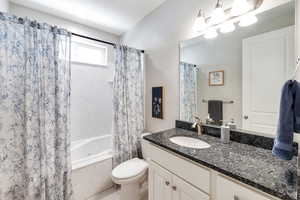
[
  {"left": 149, "top": 161, "right": 209, "bottom": 200},
  {"left": 149, "top": 161, "right": 172, "bottom": 200},
  {"left": 216, "top": 175, "right": 273, "bottom": 200},
  {"left": 144, "top": 141, "right": 280, "bottom": 200}
]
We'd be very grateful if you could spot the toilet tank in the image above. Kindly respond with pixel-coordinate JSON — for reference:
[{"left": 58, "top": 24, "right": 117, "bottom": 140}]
[{"left": 141, "top": 133, "right": 151, "bottom": 161}]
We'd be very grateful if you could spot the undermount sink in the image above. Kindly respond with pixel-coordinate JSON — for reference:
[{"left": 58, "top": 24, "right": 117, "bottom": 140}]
[{"left": 169, "top": 136, "right": 211, "bottom": 149}]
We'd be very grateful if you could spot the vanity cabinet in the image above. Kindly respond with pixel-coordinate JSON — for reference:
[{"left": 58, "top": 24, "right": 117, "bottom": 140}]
[
  {"left": 149, "top": 161, "right": 209, "bottom": 200},
  {"left": 149, "top": 161, "right": 172, "bottom": 200},
  {"left": 144, "top": 140, "right": 280, "bottom": 200},
  {"left": 216, "top": 175, "right": 273, "bottom": 200}
]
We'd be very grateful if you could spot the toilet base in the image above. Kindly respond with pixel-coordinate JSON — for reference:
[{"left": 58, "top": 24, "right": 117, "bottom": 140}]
[{"left": 120, "top": 182, "right": 140, "bottom": 200}]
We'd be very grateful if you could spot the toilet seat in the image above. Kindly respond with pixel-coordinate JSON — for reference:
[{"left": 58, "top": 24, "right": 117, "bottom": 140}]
[{"left": 112, "top": 158, "right": 148, "bottom": 184}]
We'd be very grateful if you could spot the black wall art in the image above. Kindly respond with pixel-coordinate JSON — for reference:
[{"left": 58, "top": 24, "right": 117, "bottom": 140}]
[{"left": 152, "top": 87, "right": 163, "bottom": 119}]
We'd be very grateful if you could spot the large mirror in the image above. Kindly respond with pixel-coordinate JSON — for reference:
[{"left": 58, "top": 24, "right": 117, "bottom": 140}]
[{"left": 179, "top": 1, "right": 295, "bottom": 136}]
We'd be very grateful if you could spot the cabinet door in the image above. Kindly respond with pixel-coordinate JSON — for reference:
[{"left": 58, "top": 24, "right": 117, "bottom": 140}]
[
  {"left": 216, "top": 175, "right": 273, "bottom": 200},
  {"left": 149, "top": 161, "right": 173, "bottom": 200},
  {"left": 172, "top": 175, "right": 209, "bottom": 200}
]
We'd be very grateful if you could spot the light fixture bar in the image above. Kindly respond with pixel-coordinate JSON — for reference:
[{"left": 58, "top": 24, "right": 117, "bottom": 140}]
[{"left": 193, "top": 0, "right": 263, "bottom": 37}]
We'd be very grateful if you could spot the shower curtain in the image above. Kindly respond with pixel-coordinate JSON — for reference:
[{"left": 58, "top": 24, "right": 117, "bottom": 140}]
[
  {"left": 180, "top": 62, "right": 197, "bottom": 122},
  {"left": 112, "top": 45, "right": 144, "bottom": 167},
  {"left": 0, "top": 13, "right": 72, "bottom": 200}
]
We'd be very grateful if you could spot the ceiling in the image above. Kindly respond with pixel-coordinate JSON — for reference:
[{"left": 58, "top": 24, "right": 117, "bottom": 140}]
[{"left": 10, "top": 0, "right": 167, "bottom": 35}]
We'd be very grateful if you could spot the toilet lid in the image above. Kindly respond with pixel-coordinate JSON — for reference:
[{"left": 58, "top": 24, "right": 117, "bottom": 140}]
[{"left": 112, "top": 158, "right": 148, "bottom": 179}]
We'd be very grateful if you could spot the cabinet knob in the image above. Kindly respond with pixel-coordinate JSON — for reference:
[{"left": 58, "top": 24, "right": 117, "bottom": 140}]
[
  {"left": 172, "top": 186, "right": 177, "bottom": 191},
  {"left": 165, "top": 181, "right": 170, "bottom": 186},
  {"left": 234, "top": 195, "right": 239, "bottom": 200},
  {"left": 243, "top": 115, "right": 248, "bottom": 120}
]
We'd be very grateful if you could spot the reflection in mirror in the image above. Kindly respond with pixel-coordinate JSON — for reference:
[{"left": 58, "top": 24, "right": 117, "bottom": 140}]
[{"left": 179, "top": 1, "right": 295, "bottom": 136}]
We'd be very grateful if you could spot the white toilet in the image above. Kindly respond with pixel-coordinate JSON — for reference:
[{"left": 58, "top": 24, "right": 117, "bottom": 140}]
[
  {"left": 112, "top": 158, "right": 148, "bottom": 200},
  {"left": 111, "top": 134, "right": 150, "bottom": 200}
]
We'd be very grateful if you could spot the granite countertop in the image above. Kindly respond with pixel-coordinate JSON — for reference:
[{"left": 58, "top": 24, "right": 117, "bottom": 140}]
[{"left": 143, "top": 128, "right": 298, "bottom": 200}]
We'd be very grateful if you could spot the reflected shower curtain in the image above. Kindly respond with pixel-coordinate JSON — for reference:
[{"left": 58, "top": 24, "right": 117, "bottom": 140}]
[
  {"left": 0, "top": 13, "right": 72, "bottom": 200},
  {"left": 180, "top": 62, "right": 197, "bottom": 122},
  {"left": 112, "top": 45, "right": 144, "bottom": 167}
]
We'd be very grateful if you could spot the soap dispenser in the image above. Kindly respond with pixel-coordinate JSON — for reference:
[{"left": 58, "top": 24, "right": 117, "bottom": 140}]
[{"left": 221, "top": 122, "right": 230, "bottom": 144}]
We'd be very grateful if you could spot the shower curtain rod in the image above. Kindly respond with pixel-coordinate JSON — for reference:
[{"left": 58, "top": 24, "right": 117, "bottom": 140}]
[{"left": 71, "top": 32, "right": 145, "bottom": 53}]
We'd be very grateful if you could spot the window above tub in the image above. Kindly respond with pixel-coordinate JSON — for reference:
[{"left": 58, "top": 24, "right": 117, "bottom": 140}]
[{"left": 71, "top": 37, "right": 108, "bottom": 67}]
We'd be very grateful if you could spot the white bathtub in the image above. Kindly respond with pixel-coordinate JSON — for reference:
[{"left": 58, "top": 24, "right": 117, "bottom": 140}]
[
  {"left": 71, "top": 135, "right": 114, "bottom": 200},
  {"left": 71, "top": 135, "right": 112, "bottom": 170}
]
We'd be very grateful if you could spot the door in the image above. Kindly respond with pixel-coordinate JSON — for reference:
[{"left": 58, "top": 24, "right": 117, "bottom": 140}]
[
  {"left": 172, "top": 175, "right": 209, "bottom": 200},
  {"left": 149, "top": 161, "right": 173, "bottom": 200},
  {"left": 243, "top": 26, "right": 295, "bottom": 134}
]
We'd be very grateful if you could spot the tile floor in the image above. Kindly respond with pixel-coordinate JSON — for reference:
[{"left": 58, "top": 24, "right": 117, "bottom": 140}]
[{"left": 88, "top": 188, "right": 148, "bottom": 200}]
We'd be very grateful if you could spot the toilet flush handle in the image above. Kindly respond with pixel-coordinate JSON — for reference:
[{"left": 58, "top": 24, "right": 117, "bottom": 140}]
[
  {"left": 234, "top": 195, "right": 239, "bottom": 200},
  {"left": 172, "top": 186, "right": 177, "bottom": 191}
]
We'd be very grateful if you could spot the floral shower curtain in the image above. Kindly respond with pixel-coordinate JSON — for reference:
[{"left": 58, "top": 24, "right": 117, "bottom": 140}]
[
  {"left": 112, "top": 45, "right": 144, "bottom": 167},
  {"left": 0, "top": 13, "right": 72, "bottom": 200},
  {"left": 180, "top": 62, "right": 197, "bottom": 122}
]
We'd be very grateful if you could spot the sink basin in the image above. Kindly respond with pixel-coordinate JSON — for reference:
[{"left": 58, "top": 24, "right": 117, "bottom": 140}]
[{"left": 169, "top": 136, "right": 211, "bottom": 149}]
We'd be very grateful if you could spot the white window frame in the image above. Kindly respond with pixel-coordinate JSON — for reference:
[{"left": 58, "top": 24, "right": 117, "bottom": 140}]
[{"left": 71, "top": 37, "right": 108, "bottom": 67}]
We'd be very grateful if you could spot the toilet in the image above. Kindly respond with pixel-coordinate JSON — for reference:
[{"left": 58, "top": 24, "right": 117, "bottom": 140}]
[
  {"left": 111, "top": 134, "right": 150, "bottom": 200},
  {"left": 112, "top": 158, "right": 148, "bottom": 200}
]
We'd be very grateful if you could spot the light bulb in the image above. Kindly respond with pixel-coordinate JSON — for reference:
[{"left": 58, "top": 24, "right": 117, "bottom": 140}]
[
  {"left": 210, "top": 0, "right": 227, "bottom": 25},
  {"left": 231, "top": 0, "right": 251, "bottom": 16},
  {"left": 239, "top": 14, "right": 257, "bottom": 27},
  {"left": 220, "top": 22, "right": 236, "bottom": 33},
  {"left": 204, "top": 28, "right": 218, "bottom": 39},
  {"left": 193, "top": 10, "right": 207, "bottom": 32}
]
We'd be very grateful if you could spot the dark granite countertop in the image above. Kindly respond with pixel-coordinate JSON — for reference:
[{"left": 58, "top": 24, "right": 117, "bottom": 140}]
[{"left": 143, "top": 128, "right": 298, "bottom": 200}]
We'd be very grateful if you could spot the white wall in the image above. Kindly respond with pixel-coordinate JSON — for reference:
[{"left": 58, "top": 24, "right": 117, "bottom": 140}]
[
  {"left": 10, "top": 3, "right": 119, "bottom": 44},
  {"left": 296, "top": 0, "right": 300, "bottom": 79},
  {"left": 0, "top": 0, "right": 9, "bottom": 12},
  {"left": 121, "top": 0, "right": 212, "bottom": 132},
  {"left": 10, "top": 4, "right": 120, "bottom": 141},
  {"left": 121, "top": 0, "right": 293, "bottom": 133}
]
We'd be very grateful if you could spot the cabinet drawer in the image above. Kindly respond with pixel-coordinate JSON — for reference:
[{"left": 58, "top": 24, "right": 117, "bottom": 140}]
[
  {"left": 216, "top": 175, "right": 274, "bottom": 200},
  {"left": 146, "top": 142, "right": 210, "bottom": 193}
]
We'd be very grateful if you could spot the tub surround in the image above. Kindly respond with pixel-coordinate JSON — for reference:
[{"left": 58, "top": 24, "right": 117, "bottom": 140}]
[
  {"left": 143, "top": 127, "right": 298, "bottom": 200},
  {"left": 0, "top": 0, "right": 9, "bottom": 12}
]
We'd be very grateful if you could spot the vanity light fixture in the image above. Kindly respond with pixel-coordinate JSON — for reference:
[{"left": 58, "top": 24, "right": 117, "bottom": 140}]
[
  {"left": 239, "top": 13, "right": 258, "bottom": 27},
  {"left": 220, "top": 22, "right": 236, "bottom": 33},
  {"left": 193, "top": 0, "right": 262, "bottom": 39},
  {"left": 204, "top": 28, "right": 218, "bottom": 39},
  {"left": 210, "top": 0, "right": 227, "bottom": 25},
  {"left": 193, "top": 10, "right": 207, "bottom": 32},
  {"left": 231, "top": 0, "right": 251, "bottom": 16}
]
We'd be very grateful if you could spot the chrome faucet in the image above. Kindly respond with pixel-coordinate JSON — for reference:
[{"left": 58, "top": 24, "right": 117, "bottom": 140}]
[{"left": 192, "top": 116, "right": 203, "bottom": 136}]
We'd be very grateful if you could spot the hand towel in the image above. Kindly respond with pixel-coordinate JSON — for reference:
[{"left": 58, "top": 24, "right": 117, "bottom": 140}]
[
  {"left": 208, "top": 100, "right": 223, "bottom": 124},
  {"left": 272, "top": 80, "right": 300, "bottom": 160}
]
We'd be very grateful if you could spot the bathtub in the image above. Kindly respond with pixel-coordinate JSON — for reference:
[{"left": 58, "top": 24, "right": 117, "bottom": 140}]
[{"left": 71, "top": 135, "right": 114, "bottom": 200}]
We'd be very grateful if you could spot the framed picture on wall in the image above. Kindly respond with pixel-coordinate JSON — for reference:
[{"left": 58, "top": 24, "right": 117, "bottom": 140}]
[
  {"left": 209, "top": 70, "right": 224, "bottom": 86},
  {"left": 152, "top": 87, "right": 163, "bottom": 119}
]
